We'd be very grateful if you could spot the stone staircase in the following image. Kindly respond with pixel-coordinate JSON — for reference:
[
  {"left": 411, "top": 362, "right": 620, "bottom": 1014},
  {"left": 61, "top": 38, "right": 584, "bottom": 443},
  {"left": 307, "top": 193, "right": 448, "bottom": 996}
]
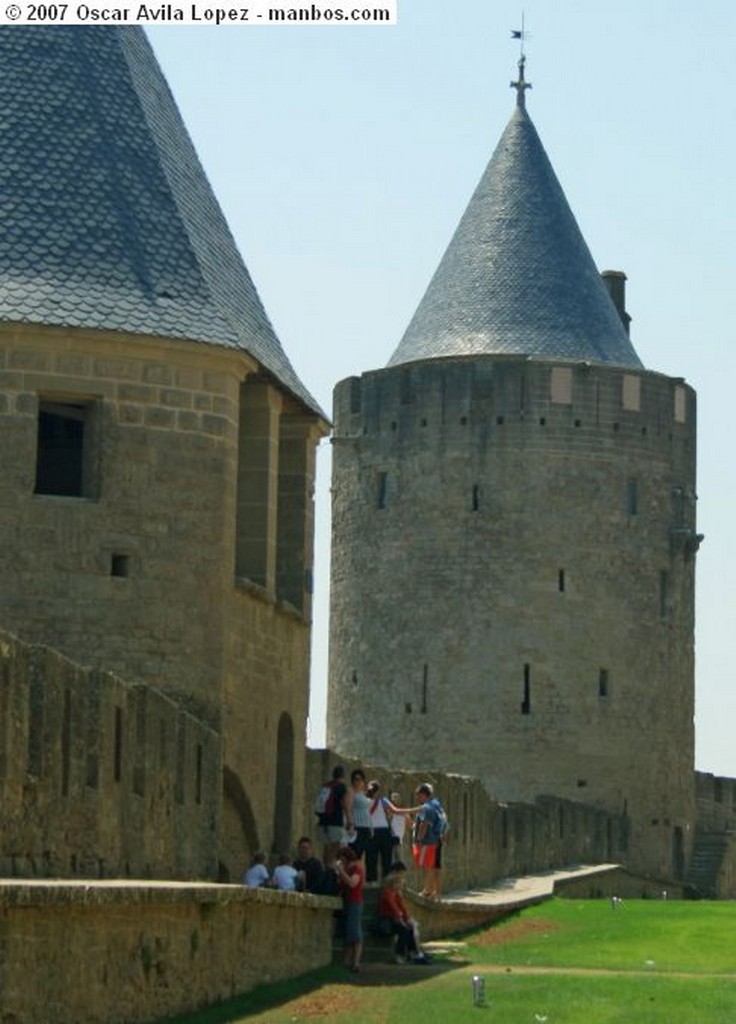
[
  {"left": 685, "top": 828, "right": 731, "bottom": 898},
  {"left": 332, "top": 886, "right": 399, "bottom": 963}
]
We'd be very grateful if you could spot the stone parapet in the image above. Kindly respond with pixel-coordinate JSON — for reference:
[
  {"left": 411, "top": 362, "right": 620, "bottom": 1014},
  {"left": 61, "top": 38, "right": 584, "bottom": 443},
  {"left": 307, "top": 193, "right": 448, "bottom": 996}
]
[{"left": 0, "top": 880, "right": 339, "bottom": 1024}]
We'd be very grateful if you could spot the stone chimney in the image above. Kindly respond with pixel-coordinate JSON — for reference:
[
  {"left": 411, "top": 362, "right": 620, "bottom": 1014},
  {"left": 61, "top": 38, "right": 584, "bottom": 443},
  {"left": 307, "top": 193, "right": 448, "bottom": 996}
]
[{"left": 601, "top": 270, "right": 632, "bottom": 336}]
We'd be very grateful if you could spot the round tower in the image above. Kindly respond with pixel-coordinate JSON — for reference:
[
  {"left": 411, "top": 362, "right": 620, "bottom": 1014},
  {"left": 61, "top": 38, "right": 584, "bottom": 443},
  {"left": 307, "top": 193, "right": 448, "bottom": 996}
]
[{"left": 327, "top": 61, "right": 698, "bottom": 882}]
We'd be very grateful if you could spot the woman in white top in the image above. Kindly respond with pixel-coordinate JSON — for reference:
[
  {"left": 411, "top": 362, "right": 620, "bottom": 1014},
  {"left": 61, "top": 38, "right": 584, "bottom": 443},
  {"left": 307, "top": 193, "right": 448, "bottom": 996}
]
[
  {"left": 365, "top": 780, "right": 393, "bottom": 884},
  {"left": 348, "top": 768, "right": 372, "bottom": 859}
]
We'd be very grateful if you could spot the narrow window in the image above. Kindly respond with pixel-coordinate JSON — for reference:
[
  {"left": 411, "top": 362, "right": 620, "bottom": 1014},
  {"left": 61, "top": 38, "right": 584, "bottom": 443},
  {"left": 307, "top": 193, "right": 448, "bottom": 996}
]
[
  {"left": 111, "top": 554, "right": 129, "bottom": 578},
  {"left": 558, "top": 569, "right": 566, "bottom": 593},
  {"left": 421, "top": 665, "right": 428, "bottom": 714},
  {"left": 404, "top": 702, "right": 412, "bottom": 714},
  {"left": 113, "top": 706, "right": 123, "bottom": 783},
  {"left": 377, "top": 471, "right": 388, "bottom": 509},
  {"left": 472, "top": 484, "right": 480, "bottom": 511},
  {"left": 35, "top": 399, "right": 95, "bottom": 497},
  {"left": 627, "top": 479, "right": 638, "bottom": 516},
  {"left": 521, "top": 664, "right": 531, "bottom": 715},
  {"left": 598, "top": 668, "right": 610, "bottom": 698}
]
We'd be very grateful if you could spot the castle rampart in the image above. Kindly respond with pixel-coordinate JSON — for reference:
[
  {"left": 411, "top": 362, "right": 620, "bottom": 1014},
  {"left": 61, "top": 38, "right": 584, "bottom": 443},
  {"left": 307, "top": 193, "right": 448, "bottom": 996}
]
[{"left": 0, "top": 630, "right": 218, "bottom": 880}]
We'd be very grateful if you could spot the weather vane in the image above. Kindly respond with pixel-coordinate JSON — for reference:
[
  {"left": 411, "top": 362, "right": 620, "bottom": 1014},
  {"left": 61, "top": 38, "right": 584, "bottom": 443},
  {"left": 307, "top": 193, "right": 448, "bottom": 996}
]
[{"left": 510, "top": 14, "right": 532, "bottom": 108}]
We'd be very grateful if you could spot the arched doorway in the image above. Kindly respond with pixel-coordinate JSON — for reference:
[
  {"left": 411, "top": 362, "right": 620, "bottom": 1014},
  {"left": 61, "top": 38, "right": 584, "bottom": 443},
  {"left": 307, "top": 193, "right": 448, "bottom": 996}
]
[{"left": 272, "top": 712, "right": 294, "bottom": 854}]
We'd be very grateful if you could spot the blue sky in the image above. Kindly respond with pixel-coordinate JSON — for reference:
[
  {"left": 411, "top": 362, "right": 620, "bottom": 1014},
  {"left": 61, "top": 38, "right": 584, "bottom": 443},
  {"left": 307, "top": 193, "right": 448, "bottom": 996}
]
[{"left": 147, "top": 0, "right": 736, "bottom": 775}]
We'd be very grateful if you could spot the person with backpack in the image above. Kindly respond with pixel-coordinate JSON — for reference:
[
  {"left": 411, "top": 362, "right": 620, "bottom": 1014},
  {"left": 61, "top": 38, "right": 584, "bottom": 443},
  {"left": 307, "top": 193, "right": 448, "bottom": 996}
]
[
  {"left": 316, "top": 764, "right": 353, "bottom": 868},
  {"left": 412, "top": 782, "right": 448, "bottom": 900}
]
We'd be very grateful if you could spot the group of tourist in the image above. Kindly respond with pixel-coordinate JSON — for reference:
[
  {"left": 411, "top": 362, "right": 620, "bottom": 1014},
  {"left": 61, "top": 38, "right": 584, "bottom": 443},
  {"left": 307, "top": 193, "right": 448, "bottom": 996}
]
[
  {"left": 316, "top": 765, "right": 449, "bottom": 971},
  {"left": 243, "top": 837, "right": 331, "bottom": 894},
  {"left": 242, "top": 765, "right": 449, "bottom": 973}
]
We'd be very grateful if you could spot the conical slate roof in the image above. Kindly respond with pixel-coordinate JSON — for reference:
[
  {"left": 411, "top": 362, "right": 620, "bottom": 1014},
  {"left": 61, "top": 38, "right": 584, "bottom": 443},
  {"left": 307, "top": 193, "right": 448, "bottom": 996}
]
[
  {"left": 388, "top": 88, "right": 643, "bottom": 370},
  {"left": 0, "top": 27, "right": 323, "bottom": 416}
]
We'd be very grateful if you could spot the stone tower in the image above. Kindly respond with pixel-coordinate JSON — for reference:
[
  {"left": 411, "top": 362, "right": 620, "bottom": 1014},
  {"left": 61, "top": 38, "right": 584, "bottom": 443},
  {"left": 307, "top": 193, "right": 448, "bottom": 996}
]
[
  {"left": 328, "top": 60, "right": 699, "bottom": 881},
  {"left": 0, "top": 27, "right": 327, "bottom": 879}
]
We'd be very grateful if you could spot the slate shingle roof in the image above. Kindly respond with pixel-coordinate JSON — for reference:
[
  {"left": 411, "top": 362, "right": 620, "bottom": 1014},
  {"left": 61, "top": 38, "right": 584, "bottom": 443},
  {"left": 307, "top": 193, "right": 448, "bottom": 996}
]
[
  {"left": 388, "top": 101, "right": 643, "bottom": 370},
  {"left": 0, "top": 27, "right": 323, "bottom": 417}
]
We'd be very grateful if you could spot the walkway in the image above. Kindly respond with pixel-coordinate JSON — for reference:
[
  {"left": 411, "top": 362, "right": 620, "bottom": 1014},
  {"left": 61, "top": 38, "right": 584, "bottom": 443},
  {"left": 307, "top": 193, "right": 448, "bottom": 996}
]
[{"left": 405, "top": 863, "right": 622, "bottom": 939}]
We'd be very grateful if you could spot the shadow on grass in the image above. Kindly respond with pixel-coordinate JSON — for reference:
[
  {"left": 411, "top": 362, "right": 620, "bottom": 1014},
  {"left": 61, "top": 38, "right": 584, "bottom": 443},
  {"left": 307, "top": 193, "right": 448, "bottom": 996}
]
[{"left": 153, "top": 956, "right": 470, "bottom": 1023}]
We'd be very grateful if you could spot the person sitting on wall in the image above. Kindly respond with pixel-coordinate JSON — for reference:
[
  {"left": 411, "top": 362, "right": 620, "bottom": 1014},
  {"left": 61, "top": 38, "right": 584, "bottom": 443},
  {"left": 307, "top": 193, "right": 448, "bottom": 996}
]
[
  {"left": 293, "top": 836, "right": 325, "bottom": 894},
  {"left": 271, "top": 853, "right": 302, "bottom": 891},
  {"left": 243, "top": 851, "right": 270, "bottom": 888},
  {"left": 377, "top": 861, "right": 430, "bottom": 964}
]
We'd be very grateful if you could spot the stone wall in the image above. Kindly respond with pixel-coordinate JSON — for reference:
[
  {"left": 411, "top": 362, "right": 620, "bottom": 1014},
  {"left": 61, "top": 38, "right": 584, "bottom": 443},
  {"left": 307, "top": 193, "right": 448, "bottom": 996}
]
[
  {"left": 304, "top": 749, "right": 629, "bottom": 893},
  {"left": 328, "top": 355, "right": 697, "bottom": 881},
  {"left": 0, "top": 323, "right": 327, "bottom": 881},
  {"left": 0, "top": 881, "right": 338, "bottom": 1024},
  {"left": 695, "top": 770, "right": 736, "bottom": 832},
  {"left": 0, "top": 631, "right": 219, "bottom": 880}
]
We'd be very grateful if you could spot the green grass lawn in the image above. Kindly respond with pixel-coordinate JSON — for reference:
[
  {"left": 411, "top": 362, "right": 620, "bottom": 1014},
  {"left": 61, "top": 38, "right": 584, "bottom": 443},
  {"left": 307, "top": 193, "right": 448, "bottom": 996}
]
[{"left": 159, "top": 899, "right": 736, "bottom": 1023}]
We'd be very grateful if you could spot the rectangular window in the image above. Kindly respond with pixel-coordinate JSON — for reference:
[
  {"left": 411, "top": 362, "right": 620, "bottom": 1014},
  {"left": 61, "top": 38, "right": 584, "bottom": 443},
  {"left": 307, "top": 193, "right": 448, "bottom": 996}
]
[
  {"left": 35, "top": 399, "right": 97, "bottom": 497},
  {"left": 598, "top": 668, "right": 610, "bottom": 698},
  {"left": 521, "top": 664, "right": 531, "bottom": 715},
  {"left": 622, "top": 375, "right": 641, "bottom": 412},
  {"left": 627, "top": 478, "right": 638, "bottom": 516},
  {"left": 550, "top": 367, "right": 572, "bottom": 405},
  {"left": 377, "top": 471, "right": 388, "bottom": 509},
  {"left": 558, "top": 569, "right": 566, "bottom": 593}
]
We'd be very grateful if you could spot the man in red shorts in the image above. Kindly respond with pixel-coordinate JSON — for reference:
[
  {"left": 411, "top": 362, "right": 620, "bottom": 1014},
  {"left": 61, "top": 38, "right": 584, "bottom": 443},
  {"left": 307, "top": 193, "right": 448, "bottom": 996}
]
[{"left": 412, "top": 782, "right": 446, "bottom": 899}]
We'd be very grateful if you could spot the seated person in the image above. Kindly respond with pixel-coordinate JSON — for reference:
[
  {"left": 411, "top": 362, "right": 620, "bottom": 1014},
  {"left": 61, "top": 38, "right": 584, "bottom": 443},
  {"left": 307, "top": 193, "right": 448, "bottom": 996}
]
[
  {"left": 377, "top": 861, "right": 430, "bottom": 964},
  {"left": 271, "top": 852, "right": 302, "bottom": 891},
  {"left": 293, "top": 836, "right": 325, "bottom": 894},
  {"left": 243, "top": 851, "right": 270, "bottom": 888}
]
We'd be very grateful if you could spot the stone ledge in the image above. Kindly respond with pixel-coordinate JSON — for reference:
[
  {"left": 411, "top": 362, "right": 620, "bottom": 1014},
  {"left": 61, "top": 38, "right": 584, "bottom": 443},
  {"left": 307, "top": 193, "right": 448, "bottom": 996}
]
[{"left": 0, "top": 878, "right": 341, "bottom": 910}]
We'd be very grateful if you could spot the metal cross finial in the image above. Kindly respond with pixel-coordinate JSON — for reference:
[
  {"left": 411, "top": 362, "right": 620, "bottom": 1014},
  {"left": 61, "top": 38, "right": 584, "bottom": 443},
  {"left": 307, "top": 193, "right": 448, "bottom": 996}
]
[{"left": 510, "top": 54, "right": 532, "bottom": 109}]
